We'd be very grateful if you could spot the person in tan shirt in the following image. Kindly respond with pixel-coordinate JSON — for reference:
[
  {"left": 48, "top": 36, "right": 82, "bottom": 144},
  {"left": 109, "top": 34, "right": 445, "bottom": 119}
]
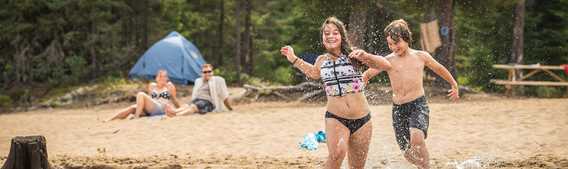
[
  {"left": 173, "top": 64, "right": 233, "bottom": 115},
  {"left": 363, "top": 19, "right": 459, "bottom": 169}
]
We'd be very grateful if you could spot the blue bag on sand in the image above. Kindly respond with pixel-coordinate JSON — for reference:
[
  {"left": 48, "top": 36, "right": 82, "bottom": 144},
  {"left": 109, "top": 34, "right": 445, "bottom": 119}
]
[
  {"left": 299, "top": 133, "right": 319, "bottom": 151},
  {"left": 315, "top": 130, "right": 326, "bottom": 143}
]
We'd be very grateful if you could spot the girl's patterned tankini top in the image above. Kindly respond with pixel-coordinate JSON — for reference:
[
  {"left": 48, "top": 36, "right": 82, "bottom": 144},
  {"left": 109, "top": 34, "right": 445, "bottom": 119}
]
[{"left": 319, "top": 54, "right": 365, "bottom": 96}]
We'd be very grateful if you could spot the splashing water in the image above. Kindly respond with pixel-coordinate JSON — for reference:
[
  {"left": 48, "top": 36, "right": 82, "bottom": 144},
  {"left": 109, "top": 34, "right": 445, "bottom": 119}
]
[
  {"left": 337, "top": 137, "right": 345, "bottom": 147},
  {"left": 448, "top": 157, "right": 482, "bottom": 169}
]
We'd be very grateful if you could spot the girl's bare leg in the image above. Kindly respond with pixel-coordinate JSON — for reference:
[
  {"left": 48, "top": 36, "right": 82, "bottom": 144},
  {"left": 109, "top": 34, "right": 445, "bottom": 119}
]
[
  {"left": 133, "top": 92, "right": 158, "bottom": 118},
  {"left": 164, "top": 104, "right": 178, "bottom": 117},
  {"left": 347, "top": 121, "right": 372, "bottom": 169},
  {"left": 106, "top": 105, "right": 136, "bottom": 121},
  {"left": 324, "top": 118, "right": 350, "bottom": 169}
]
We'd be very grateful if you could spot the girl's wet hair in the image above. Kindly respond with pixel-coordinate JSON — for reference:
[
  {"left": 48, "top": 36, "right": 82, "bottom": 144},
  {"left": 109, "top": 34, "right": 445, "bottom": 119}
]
[
  {"left": 320, "top": 16, "right": 362, "bottom": 70},
  {"left": 384, "top": 19, "right": 412, "bottom": 44}
]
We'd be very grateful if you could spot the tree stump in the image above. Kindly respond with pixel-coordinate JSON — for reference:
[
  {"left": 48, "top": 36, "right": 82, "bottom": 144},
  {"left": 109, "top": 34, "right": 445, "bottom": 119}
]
[{"left": 1, "top": 136, "right": 49, "bottom": 169}]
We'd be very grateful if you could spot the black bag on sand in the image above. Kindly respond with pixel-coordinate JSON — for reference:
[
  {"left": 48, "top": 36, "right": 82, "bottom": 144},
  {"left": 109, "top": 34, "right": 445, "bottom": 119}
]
[{"left": 1, "top": 135, "right": 49, "bottom": 169}]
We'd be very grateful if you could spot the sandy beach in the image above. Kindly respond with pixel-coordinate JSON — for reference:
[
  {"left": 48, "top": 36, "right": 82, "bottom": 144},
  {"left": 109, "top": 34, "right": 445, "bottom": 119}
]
[{"left": 1, "top": 95, "right": 567, "bottom": 168}]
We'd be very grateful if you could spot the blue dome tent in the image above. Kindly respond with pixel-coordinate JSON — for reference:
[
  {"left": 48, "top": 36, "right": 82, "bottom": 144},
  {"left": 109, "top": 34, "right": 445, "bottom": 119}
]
[{"left": 128, "top": 31, "right": 206, "bottom": 85}]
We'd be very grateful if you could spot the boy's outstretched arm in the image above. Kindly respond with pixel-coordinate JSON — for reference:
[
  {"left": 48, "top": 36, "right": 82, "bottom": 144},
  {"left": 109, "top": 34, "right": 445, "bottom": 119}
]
[
  {"left": 362, "top": 68, "right": 382, "bottom": 85},
  {"left": 421, "top": 51, "right": 460, "bottom": 100},
  {"left": 349, "top": 49, "right": 392, "bottom": 70}
]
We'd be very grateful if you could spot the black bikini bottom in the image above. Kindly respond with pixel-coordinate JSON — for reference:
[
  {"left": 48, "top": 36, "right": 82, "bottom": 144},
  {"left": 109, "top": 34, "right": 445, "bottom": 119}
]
[{"left": 325, "top": 111, "right": 371, "bottom": 135}]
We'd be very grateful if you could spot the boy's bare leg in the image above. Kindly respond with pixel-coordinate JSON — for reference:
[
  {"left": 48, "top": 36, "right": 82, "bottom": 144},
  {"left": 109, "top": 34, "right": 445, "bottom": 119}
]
[{"left": 403, "top": 128, "right": 430, "bottom": 169}]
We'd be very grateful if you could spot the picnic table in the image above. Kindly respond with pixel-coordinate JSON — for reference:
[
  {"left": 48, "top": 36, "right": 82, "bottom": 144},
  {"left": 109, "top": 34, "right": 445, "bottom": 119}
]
[{"left": 490, "top": 64, "right": 568, "bottom": 95}]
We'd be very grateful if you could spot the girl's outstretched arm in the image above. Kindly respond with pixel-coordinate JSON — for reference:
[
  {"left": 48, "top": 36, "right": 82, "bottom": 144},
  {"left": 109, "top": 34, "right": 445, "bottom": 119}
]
[
  {"left": 167, "top": 82, "right": 181, "bottom": 108},
  {"left": 280, "top": 46, "right": 322, "bottom": 80}
]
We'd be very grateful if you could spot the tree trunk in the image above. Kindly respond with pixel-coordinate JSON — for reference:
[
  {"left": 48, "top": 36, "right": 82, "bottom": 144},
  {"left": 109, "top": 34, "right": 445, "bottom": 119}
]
[
  {"left": 433, "top": 0, "right": 457, "bottom": 88},
  {"left": 122, "top": 18, "right": 128, "bottom": 46},
  {"left": 91, "top": 46, "right": 97, "bottom": 80},
  {"left": 234, "top": 0, "right": 243, "bottom": 85},
  {"left": 142, "top": 0, "right": 149, "bottom": 49},
  {"left": 249, "top": 25, "right": 254, "bottom": 74},
  {"left": 90, "top": 20, "right": 98, "bottom": 80},
  {"left": 240, "top": 82, "right": 323, "bottom": 102},
  {"left": 134, "top": 8, "right": 142, "bottom": 52},
  {"left": 242, "top": 0, "right": 252, "bottom": 74},
  {"left": 15, "top": 46, "right": 29, "bottom": 84},
  {"left": 216, "top": 0, "right": 225, "bottom": 66},
  {"left": 348, "top": 0, "right": 369, "bottom": 49},
  {"left": 511, "top": 0, "right": 525, "bottom": 65},
  {"left": 508, "top": 0, "right": 525, "bottom": 95}
]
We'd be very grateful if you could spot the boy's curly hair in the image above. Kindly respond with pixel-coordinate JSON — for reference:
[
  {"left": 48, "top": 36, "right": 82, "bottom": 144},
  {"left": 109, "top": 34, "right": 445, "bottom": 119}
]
[{"left": 384, "top": 19, "right": 412, "bottom": 43}]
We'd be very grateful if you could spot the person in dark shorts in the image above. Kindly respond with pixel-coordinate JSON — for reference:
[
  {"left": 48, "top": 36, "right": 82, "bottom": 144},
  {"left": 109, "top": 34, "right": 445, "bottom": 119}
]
[
  {"left": 191, "top": 98, "right": 215, "bottom": 114},
  {"left": 362, "top": 19, "right": 459, "bottom": 169},
  {"left": 392, "top": 96, "right": 430, "bottom": 151},
  {"left": 173, "top": 64, "right": 233, "bottom": 115}
]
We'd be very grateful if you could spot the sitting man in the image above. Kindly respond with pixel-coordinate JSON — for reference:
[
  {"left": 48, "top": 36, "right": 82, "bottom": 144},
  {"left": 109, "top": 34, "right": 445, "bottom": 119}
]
[{"left": 174, "top": 64, "right": 233, "bottom": 115}]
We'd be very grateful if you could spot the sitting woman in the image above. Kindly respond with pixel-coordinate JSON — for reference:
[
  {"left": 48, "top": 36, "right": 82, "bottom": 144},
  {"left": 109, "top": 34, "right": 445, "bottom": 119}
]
[{"left": 107, "top": 69, "right": 180, "bottom": 121}]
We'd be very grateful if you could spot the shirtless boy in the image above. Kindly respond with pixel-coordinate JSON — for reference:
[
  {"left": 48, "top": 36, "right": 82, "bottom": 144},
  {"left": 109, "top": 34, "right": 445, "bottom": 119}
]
[{"left": 363, "top": 19, "right": 459, "bottom": 169}]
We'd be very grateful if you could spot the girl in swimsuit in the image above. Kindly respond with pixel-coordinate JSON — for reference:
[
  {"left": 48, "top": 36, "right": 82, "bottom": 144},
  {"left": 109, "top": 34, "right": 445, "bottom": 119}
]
[
  {"left": 280, "top": 17, "right": 391, "bottom": 169},
  {"left": 106, "top": 69, "right": 180, "bottom": 121}
]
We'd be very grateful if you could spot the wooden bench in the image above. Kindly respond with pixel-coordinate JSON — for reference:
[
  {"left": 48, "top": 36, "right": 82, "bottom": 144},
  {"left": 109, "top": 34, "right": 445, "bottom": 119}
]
[{"left": 490, "top": 64, "right": 568, "bottom": 95}]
